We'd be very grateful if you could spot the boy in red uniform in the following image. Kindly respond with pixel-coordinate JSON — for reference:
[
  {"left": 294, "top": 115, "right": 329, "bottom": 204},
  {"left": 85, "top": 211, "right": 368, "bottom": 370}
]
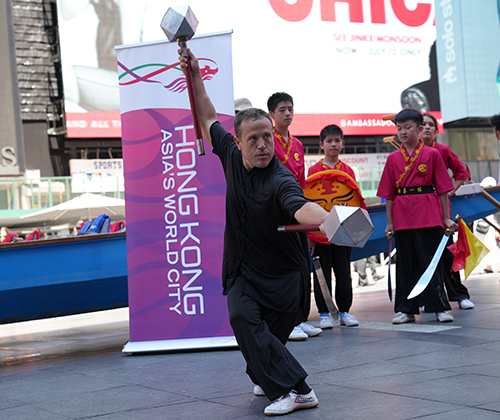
[
  {"left": 268, "top": 92, "right": 321, "bottom": 341},
  {"left": 267, "top": 92, "right": 306, "bottom": 188},
  {"left": 420, "top": 113, "right": 474, "bottom": 309},
  {"left": 377, "top": 109, "right": 456, "bottom": 324},
  {"left": 308, "top": 124, "right": 359, "bottom": 328}
]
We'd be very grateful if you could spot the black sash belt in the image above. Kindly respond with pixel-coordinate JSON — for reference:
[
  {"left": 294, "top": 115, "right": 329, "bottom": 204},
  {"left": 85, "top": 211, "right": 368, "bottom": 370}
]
[{"left": 396, "top": 185, "right": 435, "bottom": 195}]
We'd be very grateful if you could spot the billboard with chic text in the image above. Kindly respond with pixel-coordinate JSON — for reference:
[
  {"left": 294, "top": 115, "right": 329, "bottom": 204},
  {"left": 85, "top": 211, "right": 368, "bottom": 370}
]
[{"left": 58, "top": 0, "right": 438, "bottom": 138}]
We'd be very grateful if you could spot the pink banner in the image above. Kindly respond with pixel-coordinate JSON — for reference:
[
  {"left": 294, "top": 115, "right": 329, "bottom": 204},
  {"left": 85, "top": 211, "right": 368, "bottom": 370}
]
[
  {"left": 122, "top": 109, "right": 233, "bottom": 343},
  {"left": 117, "top": 33, "right": 236, "bottom": 352}
]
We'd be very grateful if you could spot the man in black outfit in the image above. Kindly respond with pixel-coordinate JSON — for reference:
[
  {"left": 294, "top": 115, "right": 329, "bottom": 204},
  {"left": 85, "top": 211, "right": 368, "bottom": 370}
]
[{"left": 179, "top": 48, "right": 328, "bottom": 416}]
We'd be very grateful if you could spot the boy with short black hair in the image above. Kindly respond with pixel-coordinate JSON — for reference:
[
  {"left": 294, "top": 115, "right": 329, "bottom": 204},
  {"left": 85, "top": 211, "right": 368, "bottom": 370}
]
[
  {"left": 267, "top": 92, "right": 306, "bottom": 188},
  {"left": 308, "top": 124, "right": 359, "bottom": 328},
  {"left": 377, "top": 108, "right": 456, "bottom": 324}
]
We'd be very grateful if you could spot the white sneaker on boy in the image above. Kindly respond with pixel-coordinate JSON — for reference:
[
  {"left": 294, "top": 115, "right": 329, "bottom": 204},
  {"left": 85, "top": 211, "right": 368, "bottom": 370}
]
[
  {"left": 319, "top": 316, "right": 334, "bottom": 329},
  {"left": 299, "top": 322, "right": 322, "bottom": 337}
]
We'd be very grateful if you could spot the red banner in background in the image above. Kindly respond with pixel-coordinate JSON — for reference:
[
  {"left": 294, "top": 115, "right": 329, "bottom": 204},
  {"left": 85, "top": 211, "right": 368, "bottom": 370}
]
[
  {"left": 67, "top": 111, "right": 443, "bottom": 138},
  {"left": 292, "top": 112, "right": 443, "bottom": 137},
  {"left": 66, "top": 112, "right": 122, "bottom": 138}
]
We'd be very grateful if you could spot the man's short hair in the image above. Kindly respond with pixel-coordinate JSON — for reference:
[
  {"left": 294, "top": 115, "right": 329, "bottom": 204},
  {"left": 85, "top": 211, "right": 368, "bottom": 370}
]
[
  {"left": 320, "top": 124, "right": 344, "bottom": 142},
  {"left": 395, "top": 108, "right": 423, "bottom": 126},
  {"left": 422, "top": 113, "right": 439, "bottom": 133},
  {"left": 490, "top": 113, "right": 500, "bottom": 130},
  {"left": 267, "top": 92, "right": 293, "bottom": 113},
  {"left": 234, "top": 108, "right": 273, "bottom": 138}
]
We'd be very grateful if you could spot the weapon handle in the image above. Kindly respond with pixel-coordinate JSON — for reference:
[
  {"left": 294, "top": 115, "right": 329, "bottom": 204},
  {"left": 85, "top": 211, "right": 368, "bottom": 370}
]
[
  {"left": 278, "top": 224, "right": 320, "bottom": 233},
  {"left": 480, "top": 190, "right": 500, "bottom": 210},
  {"left": 179, "top": 40, "right": 205, "bottom": 156},
  {"left": 386, "top": 231, "right": 394, "bottom": 240}
]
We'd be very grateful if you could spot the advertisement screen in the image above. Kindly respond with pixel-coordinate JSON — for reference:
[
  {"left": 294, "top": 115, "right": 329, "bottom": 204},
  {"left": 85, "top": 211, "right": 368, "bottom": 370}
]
[
  {"left": 57, "top": 0, "right": 438, "bottom": 137},
  {"left": 435, "top": 0, "right": 500, "bottom": 123}
]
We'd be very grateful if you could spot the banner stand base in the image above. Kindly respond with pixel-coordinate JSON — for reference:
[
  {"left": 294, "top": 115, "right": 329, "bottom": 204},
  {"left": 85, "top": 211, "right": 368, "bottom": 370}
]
[{"left": 122, "top": 336, "right": 237, "bottom": 354}]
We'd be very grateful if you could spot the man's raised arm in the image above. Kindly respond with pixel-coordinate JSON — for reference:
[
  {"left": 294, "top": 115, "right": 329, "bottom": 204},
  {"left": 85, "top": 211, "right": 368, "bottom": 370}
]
[{"left": 178, "top": 48, "right": 218, "bottom": 147}]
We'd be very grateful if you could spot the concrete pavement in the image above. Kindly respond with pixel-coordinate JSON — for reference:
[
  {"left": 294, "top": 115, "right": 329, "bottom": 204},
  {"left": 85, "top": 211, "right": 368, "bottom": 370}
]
[{"left": 1, "top": 262, "right": 500, "bottom": 419}]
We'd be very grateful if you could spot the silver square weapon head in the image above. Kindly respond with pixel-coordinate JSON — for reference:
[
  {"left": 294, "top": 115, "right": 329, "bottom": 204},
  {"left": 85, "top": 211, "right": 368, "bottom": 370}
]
[
  {"left": 160, "top": 6, "right": 198, "bottom": 42},
  {"left": 323, "top": 206, "right": 374, "bottom": 248}
]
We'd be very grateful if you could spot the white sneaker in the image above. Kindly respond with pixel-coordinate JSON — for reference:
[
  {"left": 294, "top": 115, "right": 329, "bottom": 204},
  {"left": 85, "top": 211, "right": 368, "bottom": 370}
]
[
  {"left": 436, "top": 311, "right": 454, "bottom": 322},
  {"left": 288, "top": 326, "right": 308, "bottom": 341},
  {"left": 264, "top": 390, "right": 318, "bottom": 416},
  {"left": 392, "top": 312, "right": 415, "bottom": 324},
  {"left": 254, "top": 385, "right": 265, "bottom": 396},
  {"left": 319, "top": 316, "right": 334, "bottom": 329},
  {"left": 299, "top": 322, "right": 322, "bottom": 337},
  {"left": 340, "top": 313, "right": 359, "bottom": 327},
  {"left": 459, "top": 299, "right": 475, "bottom": 309}
]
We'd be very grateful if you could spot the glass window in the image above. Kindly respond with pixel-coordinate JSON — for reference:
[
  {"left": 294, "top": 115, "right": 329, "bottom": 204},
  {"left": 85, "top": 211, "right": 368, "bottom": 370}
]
[{"left": 448, "top": 129, "right": 499, "bottom": 161}]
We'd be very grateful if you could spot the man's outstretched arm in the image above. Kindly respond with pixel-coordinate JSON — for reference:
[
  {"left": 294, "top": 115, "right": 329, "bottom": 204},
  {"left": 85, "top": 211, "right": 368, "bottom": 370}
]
[
  {"left": 295, "top": 202, "right": 328, "bottom": 227},
  {"left": 178, "top": 48, "right": 218, "bottom": 147}
]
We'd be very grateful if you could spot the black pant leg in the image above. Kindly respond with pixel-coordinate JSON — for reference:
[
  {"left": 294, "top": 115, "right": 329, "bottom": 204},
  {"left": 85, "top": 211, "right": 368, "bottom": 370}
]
[
  {"left": 227, "top": 277, "right": 308, "bottom": 401},
  {"left": 293, "top": 232, "right": 311, "bottom": 325},
  {"left": 442, "top": 238, "right": 470, "bottom": 301},
  {"left": 312, "top": 242, "right": 333, "bottom": 314},
  {"left": 395, "top": 228, "right": 451, "bottom": 314},
  {"left": 331, "top": 245, "right": 353, "bottom": 313},
  {"left": 418, "top": 228, "right": 451, "bottom": 312},
  {"left": 394, "top": 229, "right": 421, "bottom": 314}
]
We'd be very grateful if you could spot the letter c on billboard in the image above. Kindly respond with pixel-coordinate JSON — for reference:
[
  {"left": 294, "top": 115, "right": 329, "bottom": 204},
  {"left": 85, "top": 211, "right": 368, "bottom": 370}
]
[
  {"left": 269, "top": 0, "right": 313, "bottom": 22},
  {"left": 391, "top": 0, "right": 431, "bottom": 28}
]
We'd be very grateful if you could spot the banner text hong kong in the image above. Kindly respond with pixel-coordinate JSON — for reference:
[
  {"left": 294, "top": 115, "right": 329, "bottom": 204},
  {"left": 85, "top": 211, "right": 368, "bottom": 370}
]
[{"left": 162, "top": 125, "right": 205, "bottom": 317}]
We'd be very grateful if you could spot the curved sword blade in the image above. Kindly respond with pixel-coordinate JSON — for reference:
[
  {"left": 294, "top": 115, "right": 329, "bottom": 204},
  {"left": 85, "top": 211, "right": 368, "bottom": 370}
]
[
  {"left": 407, "top": 233, "right": 449, "bottom": 300},
  {"left": 312, "top": 257, "right": 339, "bottom": 320}
]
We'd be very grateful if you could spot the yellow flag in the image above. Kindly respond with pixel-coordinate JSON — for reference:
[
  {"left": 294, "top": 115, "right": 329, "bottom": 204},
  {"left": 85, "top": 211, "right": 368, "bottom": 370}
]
[{"left": 463, "top": 223, "right": 489, "bottom": 279}]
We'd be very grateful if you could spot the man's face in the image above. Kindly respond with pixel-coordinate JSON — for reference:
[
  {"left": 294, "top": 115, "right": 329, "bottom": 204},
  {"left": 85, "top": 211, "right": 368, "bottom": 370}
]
[
  {"left": 235, "top": 118, "right": 274, "bottom": 171},
  {"left": 396, "top": 120, "right": 423, "bottom": 146},
  {"left": 270, "top": 101, "right": 293, "bottom": 129}
]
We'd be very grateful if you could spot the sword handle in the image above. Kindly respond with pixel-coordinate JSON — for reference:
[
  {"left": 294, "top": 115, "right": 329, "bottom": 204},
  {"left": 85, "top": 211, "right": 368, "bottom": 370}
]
[
  {"left": 386, "top": 231, "right": 394, "bottom": 240},
  {"left": 278, "top": 224, "right": 320, "bottom": 233}
]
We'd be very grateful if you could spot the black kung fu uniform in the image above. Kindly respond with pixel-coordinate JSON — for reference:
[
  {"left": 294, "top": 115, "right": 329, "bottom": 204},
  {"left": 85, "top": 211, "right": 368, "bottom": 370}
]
[{"left": 211, "top": 122, "right": 310, "bottom": 401}]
